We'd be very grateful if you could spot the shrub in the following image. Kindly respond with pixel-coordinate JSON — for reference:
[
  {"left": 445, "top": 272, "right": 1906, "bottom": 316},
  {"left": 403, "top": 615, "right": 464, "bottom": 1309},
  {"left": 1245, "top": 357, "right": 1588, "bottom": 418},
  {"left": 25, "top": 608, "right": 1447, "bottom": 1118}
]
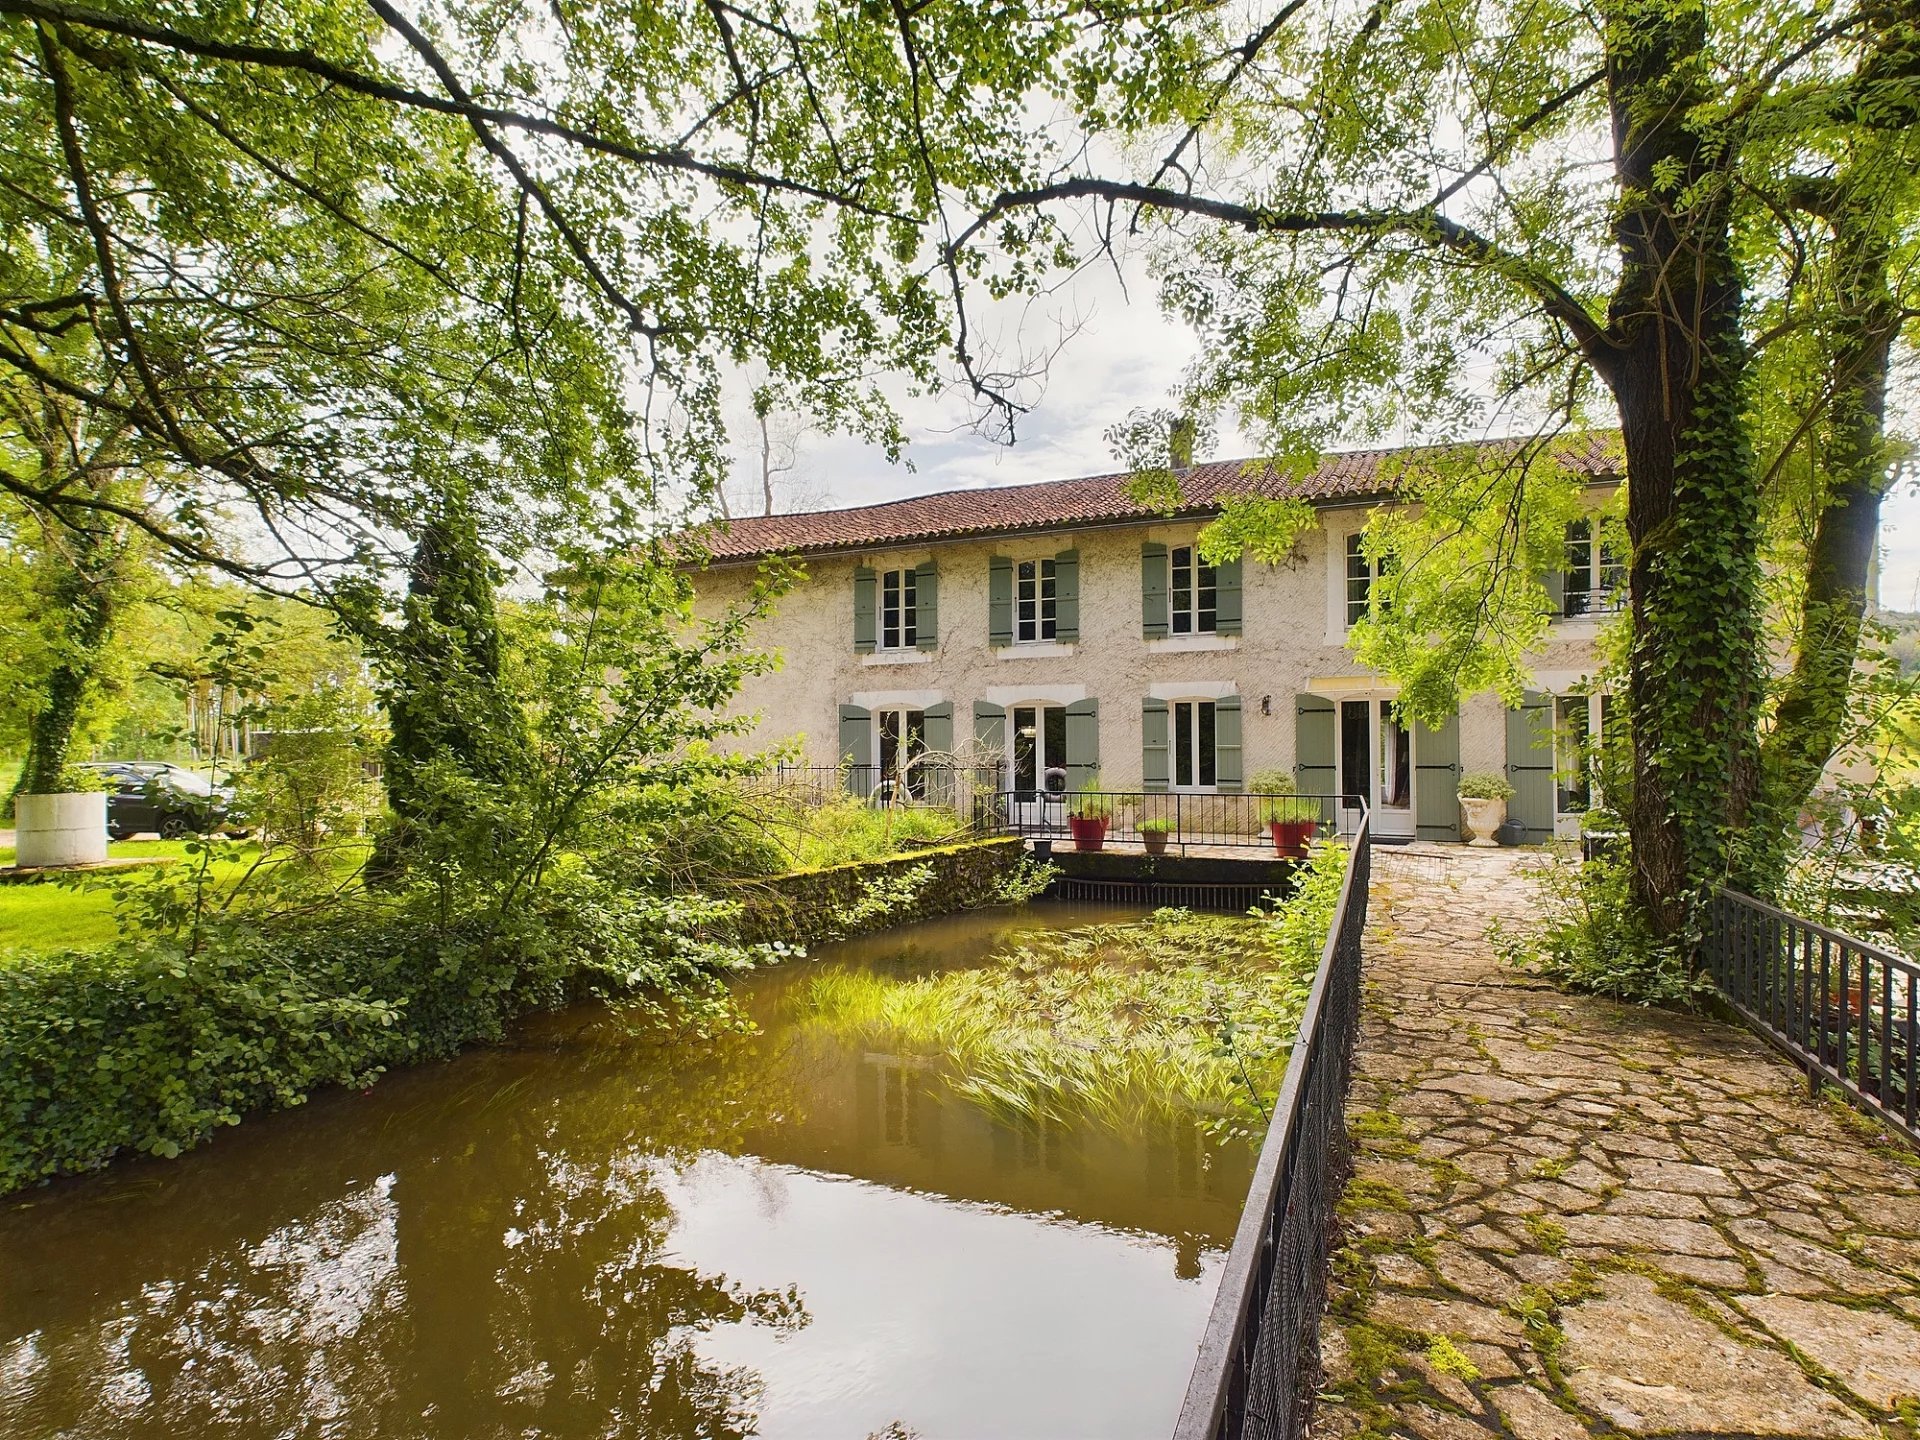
[
  {"left": 1457, "top": 772, "right": 1516, "bottom": 801},
  {"left": 1139, "top": 816, "right": 1176, "bottom": 835},
  {"left": 1067, "top": 772, "right": 1112, "bottom": 820},
  {"left": 1491, "top": 851, "right": 1704, "bottom": 1004}
]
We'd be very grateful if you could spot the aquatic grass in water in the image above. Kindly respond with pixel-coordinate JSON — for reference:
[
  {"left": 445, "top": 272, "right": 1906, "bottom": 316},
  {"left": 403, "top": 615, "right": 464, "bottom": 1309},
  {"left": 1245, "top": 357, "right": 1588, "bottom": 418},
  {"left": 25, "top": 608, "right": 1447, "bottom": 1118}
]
[{"left": 791, "top": 845, "right": 1350, "bottom": 1134}]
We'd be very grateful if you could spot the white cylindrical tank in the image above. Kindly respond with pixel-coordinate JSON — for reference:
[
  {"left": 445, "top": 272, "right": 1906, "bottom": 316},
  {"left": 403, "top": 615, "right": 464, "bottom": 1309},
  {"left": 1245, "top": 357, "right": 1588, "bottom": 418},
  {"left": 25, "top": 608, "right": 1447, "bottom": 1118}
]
[{"left": 14, "top": 792, "right": 110, "bottom": 868}]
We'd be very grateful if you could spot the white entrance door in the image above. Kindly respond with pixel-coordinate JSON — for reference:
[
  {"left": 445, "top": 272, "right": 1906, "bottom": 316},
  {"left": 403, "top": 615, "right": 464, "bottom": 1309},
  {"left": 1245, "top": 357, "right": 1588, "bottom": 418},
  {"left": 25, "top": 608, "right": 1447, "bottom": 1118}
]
[
  {"left": 1340, "top": 698, "right": 1416, "bottom": 839},
  {"left": 1009, "top": 703, "right": 1067, "bottom": 828}
]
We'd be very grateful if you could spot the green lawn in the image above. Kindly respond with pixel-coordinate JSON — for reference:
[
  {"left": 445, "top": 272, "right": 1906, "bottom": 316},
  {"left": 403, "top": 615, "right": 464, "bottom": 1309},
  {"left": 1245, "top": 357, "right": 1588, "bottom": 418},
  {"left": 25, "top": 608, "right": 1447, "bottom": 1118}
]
[{"left": 0, "top": 840, "right": 276, "bottom": 957}]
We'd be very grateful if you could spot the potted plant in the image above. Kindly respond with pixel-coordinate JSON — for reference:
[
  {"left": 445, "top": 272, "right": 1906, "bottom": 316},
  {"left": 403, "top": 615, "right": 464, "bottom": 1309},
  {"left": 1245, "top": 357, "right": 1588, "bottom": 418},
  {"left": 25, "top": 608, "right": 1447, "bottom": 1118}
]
[
  {"left": 1066, "top": 778, "right": 1111, "bottom": 851},
  {"left": 1253, "top": 769, "right": 1318, "bottom": 858},
  {"left": 12, "top": 764, "right": 111, "bottom": 869},
  {"left": 1139, "top": 815, "right": 1175, "bottom": 856},
  {"left": 1458, "top": 772, "right": 1516, "bottom": 847}
]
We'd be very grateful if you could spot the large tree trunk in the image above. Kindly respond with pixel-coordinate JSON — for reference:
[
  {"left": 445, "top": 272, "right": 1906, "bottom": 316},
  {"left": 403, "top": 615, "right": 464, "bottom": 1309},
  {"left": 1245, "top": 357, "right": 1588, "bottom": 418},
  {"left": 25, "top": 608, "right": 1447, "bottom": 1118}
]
[
  {"left": 12, "top": 516, "right": 123, "bottom": 798},
  {"left": 1752, "top": 180, "right": 1901, "bottom": 885},
  {"left": 1600, "top": 0, "right": 1765, "bottom": 933}
]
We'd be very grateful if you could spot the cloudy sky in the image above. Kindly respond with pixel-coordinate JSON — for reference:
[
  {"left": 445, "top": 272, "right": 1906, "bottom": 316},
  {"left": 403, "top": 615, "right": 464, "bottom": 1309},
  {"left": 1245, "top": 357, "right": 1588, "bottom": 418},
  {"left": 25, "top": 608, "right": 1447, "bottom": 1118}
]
[{"left": 733, "top": 256, "right": 1920, "bottom": 611}]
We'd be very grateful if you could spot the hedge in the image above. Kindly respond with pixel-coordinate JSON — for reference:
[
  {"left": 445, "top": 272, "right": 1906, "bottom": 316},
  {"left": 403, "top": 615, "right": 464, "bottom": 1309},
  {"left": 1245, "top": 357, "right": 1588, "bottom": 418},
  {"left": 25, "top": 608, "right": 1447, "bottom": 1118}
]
[{"left": 727, "top": 836, "right": 1029, "bottom": 948}]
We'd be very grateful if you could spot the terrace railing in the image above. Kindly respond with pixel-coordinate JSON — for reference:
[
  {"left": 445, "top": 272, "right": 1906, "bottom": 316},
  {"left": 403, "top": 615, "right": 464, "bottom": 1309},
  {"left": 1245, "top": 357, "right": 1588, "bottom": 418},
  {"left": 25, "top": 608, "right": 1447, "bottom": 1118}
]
[
  {"left": 972, "top": 790, "right": 1369, "bottom": 852},
  {"left": 1173, "top": 810, "right": 1372, "bottom": 1440},
  {"left": 1701, "top": 887, "right": 1918, "bottom": 1149}
]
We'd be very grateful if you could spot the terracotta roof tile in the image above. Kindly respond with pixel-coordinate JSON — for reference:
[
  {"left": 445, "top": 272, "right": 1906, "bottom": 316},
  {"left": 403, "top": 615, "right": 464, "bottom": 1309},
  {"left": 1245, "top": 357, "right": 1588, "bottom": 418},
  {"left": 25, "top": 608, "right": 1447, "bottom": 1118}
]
[{"left": 689, "top": 432, "right": 1621, "bottom": 562}]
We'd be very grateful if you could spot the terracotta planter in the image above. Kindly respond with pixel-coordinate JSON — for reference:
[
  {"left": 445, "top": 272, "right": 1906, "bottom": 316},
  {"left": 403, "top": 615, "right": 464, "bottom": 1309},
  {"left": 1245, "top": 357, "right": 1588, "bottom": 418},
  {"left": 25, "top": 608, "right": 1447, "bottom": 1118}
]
[
  {"left": 1460, "top": 796, "right": 1507, "bottom": 847},
  {"left": 1142, "top": 830, "right": 1169, "bottom": 857},
  {"left": 14, "top": 792, "right": 109, "bottom": 868},
  {"left": 1269, "top": 818, "right": 1317, "bottom": 859},
  {"left": 1068, "top": 816, "right": 1108, "bottom": 852}
]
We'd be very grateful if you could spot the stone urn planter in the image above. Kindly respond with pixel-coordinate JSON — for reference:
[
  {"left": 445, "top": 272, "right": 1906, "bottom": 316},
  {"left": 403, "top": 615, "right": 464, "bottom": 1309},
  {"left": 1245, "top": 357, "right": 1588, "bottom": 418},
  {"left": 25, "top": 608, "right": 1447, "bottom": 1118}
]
[
  {"left": 1141, "top": 826, "right": 1170, "bottom": 857},
  {"left": 1067, "top": 816, "right": 1108, "bottom": 852},
  {"left": 1459, "top": 797, "right": 1507, "bottom": 847},
  {"left": 14, "top": 792, "right": 109, "bottom": 868}
]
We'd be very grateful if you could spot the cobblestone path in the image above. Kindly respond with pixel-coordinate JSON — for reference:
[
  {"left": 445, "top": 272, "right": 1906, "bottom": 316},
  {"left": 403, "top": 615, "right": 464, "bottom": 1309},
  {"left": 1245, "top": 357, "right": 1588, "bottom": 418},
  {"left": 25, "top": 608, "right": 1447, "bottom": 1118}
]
[{"left": 1320, "top": 846, "right": 1920, "bottom": 1440}]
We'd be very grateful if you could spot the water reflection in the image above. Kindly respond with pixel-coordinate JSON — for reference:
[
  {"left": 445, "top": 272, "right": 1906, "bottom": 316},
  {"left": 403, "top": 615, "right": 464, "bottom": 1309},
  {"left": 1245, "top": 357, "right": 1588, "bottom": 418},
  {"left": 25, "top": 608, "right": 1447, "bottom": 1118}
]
[{"left": 0, "top": 903, "right": 1252, "bottom": 1439}]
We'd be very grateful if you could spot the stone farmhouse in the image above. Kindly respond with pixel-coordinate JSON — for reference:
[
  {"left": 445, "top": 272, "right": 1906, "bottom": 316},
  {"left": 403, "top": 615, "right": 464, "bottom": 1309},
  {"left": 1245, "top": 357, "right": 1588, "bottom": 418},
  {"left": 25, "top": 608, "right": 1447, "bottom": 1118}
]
[{"left": 688, "top": 435, "right": 1624, "bottom": 843}]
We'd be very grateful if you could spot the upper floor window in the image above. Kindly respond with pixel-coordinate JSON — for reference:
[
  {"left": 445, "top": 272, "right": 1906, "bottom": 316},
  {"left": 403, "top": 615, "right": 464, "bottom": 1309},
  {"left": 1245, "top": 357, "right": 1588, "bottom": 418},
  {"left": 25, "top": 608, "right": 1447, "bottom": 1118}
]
[
  {"left": 1171, "top": 546, "right": 1217, "bottom": 635},
  {"left": 880, "top": 568, "right": 918, "bottom": 649},
  {"left": 1562, "top": 519, "right": 1624, "bottom": 618},
  {"left": 1345, "top": 532, "right": 1394, "bottom": 627},
  {"left": 1017, "top": 558, "right": 1057, "bottom": 643},
  {"left": 1172, "top": 699, "right": 1218, "bottom": 788}
]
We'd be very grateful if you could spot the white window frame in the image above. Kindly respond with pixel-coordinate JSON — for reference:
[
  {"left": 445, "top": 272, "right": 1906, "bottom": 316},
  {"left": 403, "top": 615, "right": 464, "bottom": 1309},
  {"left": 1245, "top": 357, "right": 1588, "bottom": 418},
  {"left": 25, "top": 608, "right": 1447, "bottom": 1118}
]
[
  {"left": 1552, "top": 693, "right": 1612, "bottom": 834},
  {"left": 1169, "top": 697, "right": 1220, "bottom": 792},
  {"left": 873, "top": 704, "right": 928, "bottom": 798},
  {"left": 1560, "top": 518, "right": 1624, "bottom": 619},
  {"left": 1014, "top": 557, "right": 1057, "bottom": 644},
  {"left": 1343, "top": 531, "right": 1394, "bottom": 630},
  {"left": 1169, "top": 545, "right": 1218, "bottom": 636},
  {"left": 878, "top": 567, "right": 918, "bottom": 650}
]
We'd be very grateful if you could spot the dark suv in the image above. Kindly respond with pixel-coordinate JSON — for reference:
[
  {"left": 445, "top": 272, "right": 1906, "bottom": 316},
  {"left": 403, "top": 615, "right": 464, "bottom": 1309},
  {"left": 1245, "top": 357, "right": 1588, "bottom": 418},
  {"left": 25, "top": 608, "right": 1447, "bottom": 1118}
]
[{"left": 81, "top": 762, "right": 243, "bottom": 840}]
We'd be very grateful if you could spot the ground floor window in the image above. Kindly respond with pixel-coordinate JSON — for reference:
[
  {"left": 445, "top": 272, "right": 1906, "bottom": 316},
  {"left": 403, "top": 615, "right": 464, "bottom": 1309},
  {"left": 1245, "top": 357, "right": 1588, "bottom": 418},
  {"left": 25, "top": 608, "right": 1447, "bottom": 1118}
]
[
  {"left": 877, "top": 707, "right": 927, "bottom": 798},
  {"left": 1009, "top": 703, "right": 1067, "bottom": 797},
  {"left": 1171, "top": 699, "right": 1217, "bottom": 788},
  {"left": 1553, "top": 693, "right": 1611, "bottom": 818}
]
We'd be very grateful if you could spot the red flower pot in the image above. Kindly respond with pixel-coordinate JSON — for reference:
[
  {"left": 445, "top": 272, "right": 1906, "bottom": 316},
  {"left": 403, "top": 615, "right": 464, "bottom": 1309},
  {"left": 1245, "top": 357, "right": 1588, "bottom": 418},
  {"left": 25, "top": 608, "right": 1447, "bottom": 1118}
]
[
  {"left": 1270, "top": 818, "right": 1317, "bottom": 859},
  {"left": 1069, "top": 816, "right": 1108, "bottom": 852}
]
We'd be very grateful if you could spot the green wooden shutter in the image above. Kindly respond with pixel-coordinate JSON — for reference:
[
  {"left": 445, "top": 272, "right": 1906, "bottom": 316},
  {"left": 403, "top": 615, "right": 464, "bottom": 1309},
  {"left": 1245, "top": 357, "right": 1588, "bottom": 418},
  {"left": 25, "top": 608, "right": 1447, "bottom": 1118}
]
[
  {"left": 1295, "top": 694, "right": 1337, "bottom": 824},
  {"left": 1543, "top": 553, "right": 1565, "bottom": 619},
  {"left": 1142, "top": 698, "right": 1170, "bottom": 792},
  {"left": 1414, "top": 710, "right": 1460, "bottom": 841},
  {"left": 853, "top": 566, "right": 876, "bottom": 653},
  {"left": 1214, "top": 694, "right": 1244, "bottom": 791},
  {"left": 839, "top": 704, "right": 873, "bottom": 796},
  {"left": 1065, "top": 697, "right": 1098, "bottom": 791},
  {"left": 974, "top": 700, "right": 1006, "bottom": 759},
  {"left": 914, "top": 560, "right": 939, "bottom": 650},
  {"left": 1141, "top": 543, "right": 1170, "bottom": 639},
  {"left": 1053, "top": 548, "right": 1081, "bottom": 642},
  {"left": 988, "top": 557, "right": 1013, "bottom": 647},
  {"left": 1506, "top": 690, "right": 1556, "bottom": 842},
  {"left": 1214, "top": 556, "right": 1243, "bottom": 636},
  {"left": 921, "top": 701, "right": 954, "bottom": 804}
]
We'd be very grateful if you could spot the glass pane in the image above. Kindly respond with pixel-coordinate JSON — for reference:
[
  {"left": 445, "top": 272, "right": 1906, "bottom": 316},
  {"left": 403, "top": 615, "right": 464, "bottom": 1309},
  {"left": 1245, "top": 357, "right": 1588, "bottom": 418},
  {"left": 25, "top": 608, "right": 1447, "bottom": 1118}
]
[
  {"left": 1380, "top": 703, "right": 1411, "bottom": 809},
  {"left": 1012, "top": 706, "right": 1037, "bottom": 792},
  {"left": 1043, "top": 706, "right": 1068, "bottom": 783},
  {"left": 1174, "top": 702, "right": 1193, "bottom": 788},
  {"left": 1040, "top": 560, "right": 1056, "bottom": 640},
  {"left": 1198, "top": 561, "right": 1216, "bottom": 633},
  {"left": 1198, "top": 702, "right": 1216, "bottom": 787},
  {"left": 879, "top": 709, "right": 902, "bottom": 777},
  {"left": 1564, "top": 520, "right": 1592, "bottom": 617},
  {"left": 1340, "top": 700, "right": 1369, "bottom": 803},
  {"left": 1346, "top": 534, "right": 1370, "bottom": 625},
  {"left": 1556, "top": 696, "right": 1592, "bottom": 813}
]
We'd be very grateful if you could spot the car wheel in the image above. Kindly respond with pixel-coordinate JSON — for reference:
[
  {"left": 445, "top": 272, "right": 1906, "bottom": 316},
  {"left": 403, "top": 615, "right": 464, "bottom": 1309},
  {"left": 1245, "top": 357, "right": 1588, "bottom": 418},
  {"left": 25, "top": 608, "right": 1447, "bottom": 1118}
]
[
  {"left": 157, "top": 814, "right": 192, "bottom": 840},
  {"left": 108, "top": 827, "right": 132, "bottom": 842}
]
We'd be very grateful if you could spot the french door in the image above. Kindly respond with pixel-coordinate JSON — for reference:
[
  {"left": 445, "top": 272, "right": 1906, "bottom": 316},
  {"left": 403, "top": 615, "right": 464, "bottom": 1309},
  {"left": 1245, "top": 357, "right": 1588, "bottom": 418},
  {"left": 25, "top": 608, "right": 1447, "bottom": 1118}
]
[
  {"left": 1340, "top": 698, "right": 1415, "bottom": 839},
  {"left": 1009, "top": 703, "right": 1067, "bottom": 826}
]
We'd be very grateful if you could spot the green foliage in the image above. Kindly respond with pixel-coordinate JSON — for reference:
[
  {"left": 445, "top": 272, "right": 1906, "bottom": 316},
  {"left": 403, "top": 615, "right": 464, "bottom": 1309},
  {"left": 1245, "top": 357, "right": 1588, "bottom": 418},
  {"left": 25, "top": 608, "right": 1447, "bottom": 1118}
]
[
  {"left": 1138, "top": 816, "right": 1177, "bottom": 835},
  {"left": 0, "top": 876, "right": 775, "bottom": 1190},
  {"left": 1249, "top": 769, "right": 1317, "bottom": 823},
  {"left": 788, "top": 843, "right": 1348, "bottom": 1136},
  {"left": 1067, "top": 778, "right": 1113, "bottom": 821},
  {"left": 1493, "top": 853, "right": 1705, "bottom": 1005},
  {"left": 236, "top": 689, "right": 382, "bottom": 864},
  {"left": 1457, "top": 772, "right": 1516, "bottom": 801},
  {"left": 1199, "top": 497, "right": 1319, "bottom": 568}
]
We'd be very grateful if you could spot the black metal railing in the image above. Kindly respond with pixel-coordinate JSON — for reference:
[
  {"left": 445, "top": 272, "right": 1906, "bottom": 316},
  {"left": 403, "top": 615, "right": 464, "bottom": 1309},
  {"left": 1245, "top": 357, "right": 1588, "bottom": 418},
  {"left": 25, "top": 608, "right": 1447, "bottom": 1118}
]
[
  {"left": 972, "top": 790, "right": 1368, "bottom": 853},
  {"left": 1702, "top": 887, "right": 1918, "bottom": 1148},
  {"left": 761, "top": 762, "right": 999, "bottom": 813},
  {"left": 1174, "top": 811, "right": 1372, "bottom": 1440}
]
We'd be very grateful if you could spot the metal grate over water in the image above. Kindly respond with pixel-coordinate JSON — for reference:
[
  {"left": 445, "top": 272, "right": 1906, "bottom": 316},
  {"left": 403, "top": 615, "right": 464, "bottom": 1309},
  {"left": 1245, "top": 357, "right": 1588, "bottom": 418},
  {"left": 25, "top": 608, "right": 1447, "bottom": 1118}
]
[{"left": 1049, "top": 877, "right": 1292, "bottom": 913}]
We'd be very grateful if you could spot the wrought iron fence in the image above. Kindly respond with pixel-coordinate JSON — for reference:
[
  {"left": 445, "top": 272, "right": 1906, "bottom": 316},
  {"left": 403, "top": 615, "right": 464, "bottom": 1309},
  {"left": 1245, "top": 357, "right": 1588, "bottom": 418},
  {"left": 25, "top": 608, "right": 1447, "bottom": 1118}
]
[
  {"left": 762, "top": 762, "right": 998, "bottom": 812},
  {"left": 1174, "top": 811, "right": 1372, "bottom": 1440},
  {"left": 1702, "top": 887, "right": 1918, "bottom": 1148},
  {"left": 972, "top": 790, "right": 1368, "bottom": 853}
]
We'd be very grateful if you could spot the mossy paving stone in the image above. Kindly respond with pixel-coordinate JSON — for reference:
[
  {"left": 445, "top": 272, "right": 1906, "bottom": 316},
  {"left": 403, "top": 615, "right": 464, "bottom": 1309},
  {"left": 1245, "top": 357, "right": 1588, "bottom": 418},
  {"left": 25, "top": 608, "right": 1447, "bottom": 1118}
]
[{"left": 1317, "top": 848, "right": 1920, "bottom": 1440}]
